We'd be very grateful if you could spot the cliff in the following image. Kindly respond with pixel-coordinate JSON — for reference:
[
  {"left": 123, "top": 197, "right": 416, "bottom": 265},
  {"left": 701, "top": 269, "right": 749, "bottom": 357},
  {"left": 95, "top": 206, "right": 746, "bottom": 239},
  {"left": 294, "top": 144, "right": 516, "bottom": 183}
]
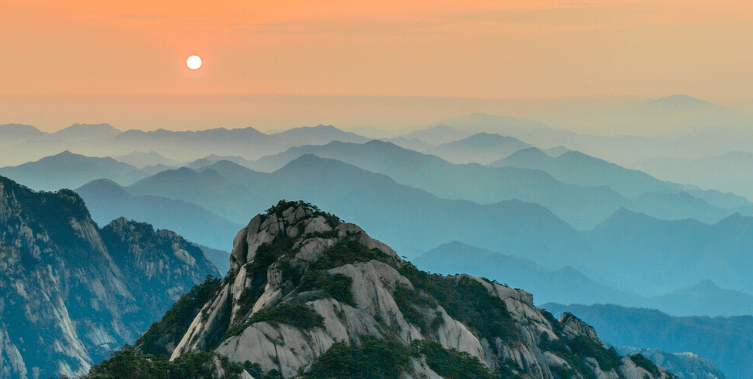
[
  {"left": 104, "top": 200, "right": 677, "bottom": 379},
  {"left": 0, "top": 176, "right": 220, "bottom": 378}
]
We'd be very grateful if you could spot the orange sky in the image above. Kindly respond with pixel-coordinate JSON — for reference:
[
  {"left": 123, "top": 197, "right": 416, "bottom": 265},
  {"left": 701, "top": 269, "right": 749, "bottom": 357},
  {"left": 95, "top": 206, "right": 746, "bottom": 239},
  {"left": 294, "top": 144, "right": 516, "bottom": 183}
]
[{"left": 1, "top": 0, "right": 751, "bottom": 131}]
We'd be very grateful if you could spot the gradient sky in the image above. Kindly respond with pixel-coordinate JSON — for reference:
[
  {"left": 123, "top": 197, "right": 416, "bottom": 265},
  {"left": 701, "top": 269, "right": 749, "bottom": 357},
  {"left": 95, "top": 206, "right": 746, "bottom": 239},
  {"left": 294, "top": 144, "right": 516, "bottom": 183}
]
[{"left": 1, "top": 0, "right": 751, "bottom": 131}]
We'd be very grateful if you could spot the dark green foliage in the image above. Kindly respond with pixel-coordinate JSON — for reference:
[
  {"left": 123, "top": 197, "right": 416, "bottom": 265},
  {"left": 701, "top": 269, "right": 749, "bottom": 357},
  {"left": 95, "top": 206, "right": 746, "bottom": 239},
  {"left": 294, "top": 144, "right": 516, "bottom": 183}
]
[
  {"left": 136, "top": 276, "right": 222, "bottom": 356},
  {"left": 568, "top": 336, "right": 622, "bottom": 372},
  {"left": 430, "top": 312, "right": 444, "bottom": 332},
  {"left": 629, "top": 354, "right": 662, "bottom": 378},
  {"left": 263, "top": 200, "right": 342, "bottom": 228},
  {"left": 549, "top": 364, "right": 577, "bottom": 379},
  {"left": 222, "top": 302, "right": 324, "bottom": 341},
  {"left": 278, "top": 258, "right": 304, "bottom": 286},
  {"left": 234, "top": 287, "right": 258, "bottom": 322},
  {"left": 0, "top": 177, "right": 92, "bottom": 249},
  {"left": 303, "top": 337, "right": 411, "bottom": 379},
  {"left": 84, "top": 346, "right": 245, "bottom": 379},
  {"left": 541, "top": 310, "right": 563, "bottom": 335},
  {"left": 305, "top": 230, "right": 338, "bottom": 240},
  {"left": 248, "top": 302, "right": 324, "bottom": 329},
  {"left": 310, "top": 237, "right": 393, "bottom": 271},
  {"left": 235, "top": 234, "right": 294, "bottom": 320},
  {"left": 298, "top": 271, "right": 355, "bottom": 306},
  {"left": 539, "top": 332, "right": 625, "bottom": 379},
  {"left": 399, "top": 263, "right": 521, "bottom": 349},
  {"left": 410, "top": 340, "right": 497, "bottom": 379},
  {"left": 392, "top": 283, "right": 431, "bottom": 333},
  {"left": 243, "top": 362, "right": 282, "bottom": 379}
]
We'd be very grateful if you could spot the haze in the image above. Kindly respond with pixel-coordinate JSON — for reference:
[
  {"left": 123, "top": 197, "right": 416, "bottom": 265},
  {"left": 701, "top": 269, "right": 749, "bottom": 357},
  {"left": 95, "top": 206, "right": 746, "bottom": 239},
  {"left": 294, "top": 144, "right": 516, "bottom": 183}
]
[{"left": 1, "top": 1, "right": 751, "bottom": 133}]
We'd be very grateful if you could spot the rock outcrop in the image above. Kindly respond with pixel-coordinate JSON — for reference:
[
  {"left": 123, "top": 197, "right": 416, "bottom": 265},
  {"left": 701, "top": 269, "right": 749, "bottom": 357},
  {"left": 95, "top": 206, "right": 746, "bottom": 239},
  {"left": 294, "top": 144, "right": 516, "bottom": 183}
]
[
  {"left": 0, "top": 176, "right": 220, "bottom": 378},
  {"left": 154, "top": 200, "right": 678, "bottom": 379},
  {"left": 619, "top": 347, "right": 726, "bottom": 379}
]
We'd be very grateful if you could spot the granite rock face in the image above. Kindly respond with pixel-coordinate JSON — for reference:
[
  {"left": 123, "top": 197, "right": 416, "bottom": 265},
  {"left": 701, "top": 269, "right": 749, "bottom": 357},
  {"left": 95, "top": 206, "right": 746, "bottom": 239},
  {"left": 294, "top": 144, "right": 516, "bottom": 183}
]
[
  {"left": 167, "top": 200, "right": 677, "bottom": 379},
  {"left": 0, "top": 176, "right": 219, "bottom": 378}
]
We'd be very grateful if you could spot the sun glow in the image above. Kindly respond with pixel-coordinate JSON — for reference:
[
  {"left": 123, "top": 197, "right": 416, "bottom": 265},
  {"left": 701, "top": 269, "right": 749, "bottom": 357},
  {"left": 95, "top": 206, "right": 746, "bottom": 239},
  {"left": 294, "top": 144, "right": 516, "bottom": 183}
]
[{"left": 186, "top": 55, "right": 202, "bottom": 70}]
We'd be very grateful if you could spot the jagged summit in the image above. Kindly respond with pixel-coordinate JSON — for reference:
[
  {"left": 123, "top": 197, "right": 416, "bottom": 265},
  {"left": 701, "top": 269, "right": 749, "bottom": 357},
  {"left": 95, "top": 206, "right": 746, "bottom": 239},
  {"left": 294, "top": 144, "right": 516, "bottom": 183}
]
[
  {"left": 228, "top": 200, "right": 399, "bottom": 273},
  {"left": 94, "top": 200, "right": 679, "bottom": 379}
]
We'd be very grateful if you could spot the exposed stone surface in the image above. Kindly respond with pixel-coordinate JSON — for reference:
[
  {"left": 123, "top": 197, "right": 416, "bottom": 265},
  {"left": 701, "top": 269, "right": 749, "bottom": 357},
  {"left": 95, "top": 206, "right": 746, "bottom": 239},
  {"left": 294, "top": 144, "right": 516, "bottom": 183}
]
[
  {"left": 0, "top": 176, "right": 220, "bottom": 378},
  {"left": 169, "top": 200, "right": 678, "bottom": 379}
]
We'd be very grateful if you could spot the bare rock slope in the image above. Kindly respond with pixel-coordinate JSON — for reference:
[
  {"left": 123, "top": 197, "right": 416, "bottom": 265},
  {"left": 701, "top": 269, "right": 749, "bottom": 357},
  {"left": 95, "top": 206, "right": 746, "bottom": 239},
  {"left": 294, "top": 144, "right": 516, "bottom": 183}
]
[
  {"left": 145, "top": 200, "right": 677, "bottom": 379},
  {"left": 0, "top": 176, "right": 220, "bottom": 379}
]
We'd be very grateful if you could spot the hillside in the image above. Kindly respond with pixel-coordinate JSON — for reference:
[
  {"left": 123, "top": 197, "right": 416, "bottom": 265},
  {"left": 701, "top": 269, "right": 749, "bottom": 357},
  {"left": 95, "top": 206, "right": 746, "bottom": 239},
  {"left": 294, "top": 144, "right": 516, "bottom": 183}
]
[
  {"left": 543, "top": 303, "right": 753, "bottom": 379},
  {"left": 0, "top": 175, "right": 220, "bottom": 378},
  {"left": 85, "top": 200, "right": 676, "bottom": 379}
]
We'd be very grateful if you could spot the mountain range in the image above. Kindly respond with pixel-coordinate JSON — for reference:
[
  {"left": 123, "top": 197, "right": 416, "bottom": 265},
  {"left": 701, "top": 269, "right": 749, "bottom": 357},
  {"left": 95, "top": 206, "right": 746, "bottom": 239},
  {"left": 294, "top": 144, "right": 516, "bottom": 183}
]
[
  {"left": 248, "top": 140, "right": 751, "bottom": 228},
  {"left": 429, "top": 132, "right": 531, "bottom": 164},
  {"left": 76, "top": 179, "right": 241, "bottom": 251},
  {"left": 99, "top": 155, "right": 753, "bottom": 298},
  {"left": 85, "top": 200, "right": 677, "bottom": 379},
  {"left": 0, "top": 123, "right": 369, "bottom": 167},
  {"left": 544, "top": 303, "right": 753, "bottom": 379},
  {"left": 0, "top": 175, "right": 219, "bottom": 378},
  {"left": 414, "top": 241, "right": 753, "bottom": 317},
  {"left": 0, "top": 151, "right": 150, "bottom": 192},
  {"left": 639, "top": 151, "right": 753, "bottom": 201}
]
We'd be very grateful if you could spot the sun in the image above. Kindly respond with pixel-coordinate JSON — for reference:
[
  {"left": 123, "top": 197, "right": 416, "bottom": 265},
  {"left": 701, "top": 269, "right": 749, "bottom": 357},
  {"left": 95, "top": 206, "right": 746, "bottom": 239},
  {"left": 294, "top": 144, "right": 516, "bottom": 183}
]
[{"left": 186, "top": 55, "right": 202, "bottom": 70}]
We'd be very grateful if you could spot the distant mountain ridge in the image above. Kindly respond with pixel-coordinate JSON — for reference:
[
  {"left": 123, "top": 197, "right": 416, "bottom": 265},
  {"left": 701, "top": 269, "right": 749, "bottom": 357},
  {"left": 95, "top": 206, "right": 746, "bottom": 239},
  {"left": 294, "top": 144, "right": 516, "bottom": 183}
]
[
  {"left": 122, "top": 156, "right": 753, "bottom": 299},
  {"left": 430, "top": 132, "right": 531, "bottom": 164},
  {"left": 249, "top": 140, "right": 750, "bottom": 228},
  {"left": 127, "top": 155, "right": 594, "bottom": 266},
  {"left": 543, "top": 303, "right": 753, "bottom": 379},
  {"left": 413, "top": 241, "right": 639, "bottom": 307},
  {"left": 414, "top": 241, "right": 753, "bottom": 317},
  {"left": 0, "top": 123, "right": 370, "bottom": 167},
  {"left": 617, "top": 347, "right": 726, "bottom": 379},
  {"left": 76, "top": 179, "right": 241, "bottom": 251},
  {"left": 0, "top": 150, "right": 150, "bottom": 191}
]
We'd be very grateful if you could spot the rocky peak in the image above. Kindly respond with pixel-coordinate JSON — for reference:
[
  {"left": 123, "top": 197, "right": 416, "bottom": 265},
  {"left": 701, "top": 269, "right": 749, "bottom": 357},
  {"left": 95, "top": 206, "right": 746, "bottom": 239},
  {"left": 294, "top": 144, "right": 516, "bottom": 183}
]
[
  {"left": 229, "top": 200, "right": 398, "bottom": 273},
  {"left": 145, "top": 200, "right": 680, "bottom": 379},
  {"left": 0, "top": 175, "right": 219, "bottom": 379}
]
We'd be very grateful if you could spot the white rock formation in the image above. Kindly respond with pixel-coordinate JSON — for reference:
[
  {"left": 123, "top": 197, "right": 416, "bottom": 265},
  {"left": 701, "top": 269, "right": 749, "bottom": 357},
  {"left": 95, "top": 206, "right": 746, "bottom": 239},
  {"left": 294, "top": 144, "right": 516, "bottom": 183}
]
[{"left": 170, "top": 201, "right": 677, "bottom": 379}]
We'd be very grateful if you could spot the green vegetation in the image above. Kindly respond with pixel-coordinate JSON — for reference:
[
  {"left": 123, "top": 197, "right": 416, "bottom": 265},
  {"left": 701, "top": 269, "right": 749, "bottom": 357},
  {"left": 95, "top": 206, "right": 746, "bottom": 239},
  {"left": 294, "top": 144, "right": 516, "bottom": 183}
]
[
  {"left": 568, "top": 336, "right": 622, "bottom": 373},
  {"left": 136, "top": 276, "right": 222, "bottom": 356},
  {"left": 262, "top": 200, "right": 342, "bottom": 228},
  {"left": 398, "top": 263, "right": 520, "bottom": 350},
  {"left": 541, "top": 310, "right": 563, "bottom": 335},
  {"left": 0, "top": 177, "right": 92, "bottom": 248},
  {"left": 222, "top": 302, "right": 324, "bottom": 342},
  {"left": 84, "top": 346, "right": 245, "bottom": 379},
  {"left": 277, "top": 257, "right": 304, "bottom": 286},
  {"left": 303, "top": 337, "right": 411, "bottom": 379},
  {"left": 243, "top": 362, "right": 282, "bottom": 379},
  {"left": 629, "top": 354, "right": 662, "bottom": 378},
  {"left": 310, "top": 236, "right": 393, "bottom": 271},
  {"left": 235, "top": 234, "right": 294, "bottom": 320},
  {"left": 392, "top": 283, "right": 436, "bottom": 334},
  {"left": 411, "top": 340, "right": 496, "bottom": 379},
  {"left": 538, "top": 332, "right": 625, "bottom": 379},
  {"left": 298, "top": 271, "right": 355, "bottom": 306},
  {"left": 301, "top": 338, "right": 497, "bottom": 379}
]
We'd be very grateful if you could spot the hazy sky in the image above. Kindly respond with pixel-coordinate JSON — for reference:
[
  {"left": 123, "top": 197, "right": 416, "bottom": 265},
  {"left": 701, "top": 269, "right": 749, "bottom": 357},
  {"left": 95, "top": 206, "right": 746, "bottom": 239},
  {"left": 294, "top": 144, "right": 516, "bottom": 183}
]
[{"left": 1, "top": 1, "right": 751, "bottom": 131}]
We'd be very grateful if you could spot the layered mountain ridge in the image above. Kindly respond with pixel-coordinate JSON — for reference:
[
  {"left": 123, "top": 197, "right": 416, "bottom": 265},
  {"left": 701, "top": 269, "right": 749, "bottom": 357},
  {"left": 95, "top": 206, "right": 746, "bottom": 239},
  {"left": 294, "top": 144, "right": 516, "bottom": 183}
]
[
  {"left": 0, "top": 175, "right": 220, "bottom": 378},
  {"left": 107, "top": 200, "right": 677, "bottom": 379}
]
